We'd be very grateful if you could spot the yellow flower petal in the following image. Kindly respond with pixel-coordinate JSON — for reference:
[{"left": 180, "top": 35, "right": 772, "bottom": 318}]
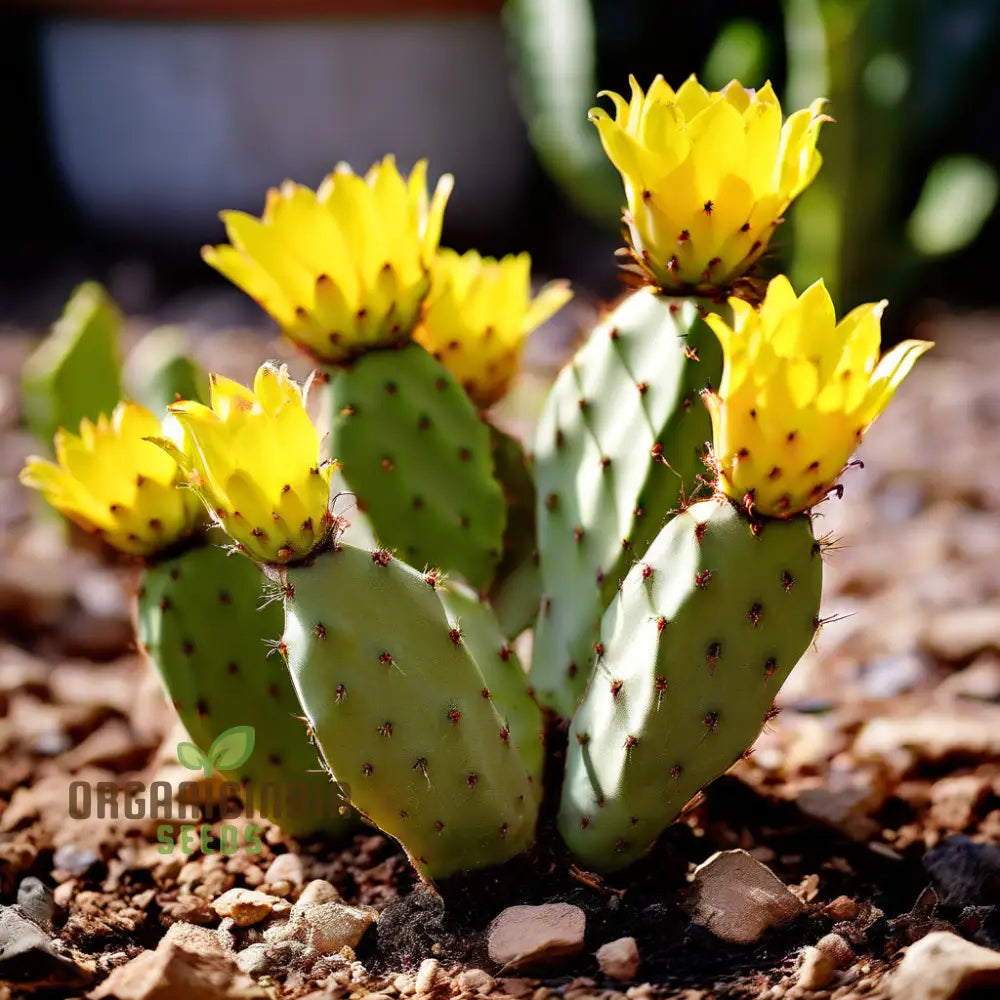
[
  {"left": 413, "top": 249, "right": 572, "bottom": 409},
  {"left": 163, "top": 363, "right": 333, "bottom": 564},
  {"left": 706, "top": 276, "right": 931, "bottom": 516},
  {"left": 591, "top": 74, "right": 828, "bottom": 292},
  {"left": 204, "top": 157, "right": 453, "bottom": 363},
  {"left": 19, "top": 401, "right": 203, "bottom": 556}
]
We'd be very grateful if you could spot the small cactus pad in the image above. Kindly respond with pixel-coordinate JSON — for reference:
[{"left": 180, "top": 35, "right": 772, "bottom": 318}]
[
  {"left": 282, "top": 543, "right": 539, "bottom": 881},
  {"left": 558, "top": 496, "right": 822, "bottom": 872},
  {"left": 326, "top": 344, "right": 506, "bottom": 590},
  {"left": 22, "top": 282, "right": 122, "bottom": 447},
  {"left": 531, "top": 290, "right": 723, "bottom": 715},
  {"left": 487, "top": 425, "right": 541, "bottom": 638},
  {"left": 125, "top": 326, "right": 209, "bottom": 412},
  {"left": 136, "top": 542, "right": 355, "bottom": 839}
]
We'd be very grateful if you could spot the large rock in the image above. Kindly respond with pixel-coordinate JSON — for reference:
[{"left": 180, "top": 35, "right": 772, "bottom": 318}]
[
  {"left": 488, "top": 903, "right": 586, "bottom": 971},
  {"left": 923, "top": 835, "right": 1000, "bottom": 907},
  {"left": 0, "top": 905, "right": 92, "bottom": 990},
  {"left": 887, "top": 931, "right": 1000, "bottom": 999},
  {"left": 87, "top": 939, "right": 267, "bottom": 999},
  {"left": 687, "top": 850, "right": 805, "bottom": 945},
  {"left": 297, "top": 901, "right": 376, "bottom": 954}
]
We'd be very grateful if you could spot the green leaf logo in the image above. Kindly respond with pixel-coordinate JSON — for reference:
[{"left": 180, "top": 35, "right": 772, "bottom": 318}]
[
  {"left": 176, "top": 726, "right": 255, "bottom": 778},
  {"left": 210, "top": 726, "right": 256, "bottom": 771},
  {"left": 176, "top": 741, "right": 210, "bottom": 774}
]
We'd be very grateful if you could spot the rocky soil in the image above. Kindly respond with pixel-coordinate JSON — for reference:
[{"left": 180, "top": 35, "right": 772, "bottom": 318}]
[{"left": 2, "top": 309, "right": 1000, "bottom": 999}]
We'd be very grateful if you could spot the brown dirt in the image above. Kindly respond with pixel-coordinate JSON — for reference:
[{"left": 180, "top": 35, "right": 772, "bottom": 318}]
[{"left": 2, "top": 311, "right": 1000, "bottom": 999}]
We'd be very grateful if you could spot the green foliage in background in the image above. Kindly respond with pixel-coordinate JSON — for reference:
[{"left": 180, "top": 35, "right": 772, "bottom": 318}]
[
  {"left": 785, "top": 0, "right": 999, "bottom": 310},
  {"left": 506, "top": 0, "right": 1000, "bottom": 314}
]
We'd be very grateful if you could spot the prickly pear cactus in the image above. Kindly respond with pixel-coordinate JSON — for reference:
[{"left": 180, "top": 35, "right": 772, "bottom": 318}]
[
  {"left": 487, "top": 425, "right": 541, "bottom": 638},
  {"left": 531, "top": 289, "right": 724, "bottom": 716},
  {"left": 136, "top": 541, "right": 355, "bottom": 839},
  {"left": 326, "top": 344, "right": 506, "bottom": 590},
  {"left": 22, "top": 282, "right": 122, "bottom": 447},
  {"left": 281, "top": 543, "right": 539, "bottom": 881},
  {"left": 558, "top": 496, "right": 822, "bottom": 871}
]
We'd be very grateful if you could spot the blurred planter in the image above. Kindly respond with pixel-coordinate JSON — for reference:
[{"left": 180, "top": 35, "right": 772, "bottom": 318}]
[{"left": 37, "top": 1, "right": 528, "bottom": 245}]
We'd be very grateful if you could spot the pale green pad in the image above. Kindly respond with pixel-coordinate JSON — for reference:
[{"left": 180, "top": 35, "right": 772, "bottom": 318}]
[
  {"left": 487, "top": 425, "right": 541, "bottom": 638},
  {"left": 22, "top": 282, "right": 122, "bottom": 447},
  {"left": 326, "top": 344, "right": 506, "bottom": 590},
  {"left": 438, "top": 580, "right": 545, "bottom": 789},
  {"left": 531, "top": 290, "right": 724, "bottom": 715},
  {"left": 559, "top": 497, "right": 821, "bottom": 872},
  {"left": 283, "top": 544, "right": 539, "bottom": 881},
  {"left": 137, "top": 542, "right": 354, "bottom": 839}
]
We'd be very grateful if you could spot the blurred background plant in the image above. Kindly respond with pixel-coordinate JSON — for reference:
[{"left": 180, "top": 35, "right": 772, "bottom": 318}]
[
  {"left": 1, "top": 0, "right": 998, "bottom": 339},
  {"left": 505, "top": 0, "right": 1000, "bottom": 335}
]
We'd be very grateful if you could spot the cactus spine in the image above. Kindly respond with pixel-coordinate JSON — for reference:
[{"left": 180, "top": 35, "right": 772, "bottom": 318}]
[
  {"left": 531, "top": 290, "right": 724, "bottom": 715},
  {"left": 558, "top": 496, "right": 822, "bottom": 871},
  {"left": 137, "top": 541, "right": 355, "bottom": 839},
  {"left": 326, "top": 344, "right": 506, "bottom": 590},
  {"left": 281, "top": 542, "right": 540, "bottom": 881}
]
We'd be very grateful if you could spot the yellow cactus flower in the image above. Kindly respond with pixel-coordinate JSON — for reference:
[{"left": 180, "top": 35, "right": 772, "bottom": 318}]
[
  {"left": 19, "top": 402, "right": 203, "bottom": 557},
  {"left": 203, "top": 156, "right": 453, "bottom": 364},
  {"left": 413, "top": 249, "right": 572, "bottom": 409},
  {"left": 702, "top": 276, "right": 932, "bottom": 517},
  {"left": 591, "top": 75, "right": 829, "bottom": 293},
  {"left": 161, "top": 363, "right": 334, "bottom": 564}
]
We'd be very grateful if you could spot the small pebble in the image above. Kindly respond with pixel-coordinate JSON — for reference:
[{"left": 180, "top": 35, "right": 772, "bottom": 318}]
[
  {"left": 265, "top": 853, "right": 305, "bottom": 891},
  {"left": 17, "top": 877, "right": 54, "bottom": 927},
  {"left": 52, "top": 845, "right": 99, "bottom": 877},
  {"left": 816, "top": 933, "right": 855, "bottom": 968},
  {"left": 797, "top": 946, "right": 836, "bottom": 990},
  {"left": 495, "top": 978, "right": 534, "bottom": 998},
  {"left": 823, "top": 896, "right": 859, "bottom": 922},
  {"left": 394, "top": 972, "right": 416, "bottom": 995},
  {"left": 295, "top": 878, "right": 340, "bottom": 909},
  {"left": 596, "top": 937, "right": 641, "bottom": 981},
  {"left": 458, "top": 968, "right": 496, "bottom": 993},
  {"left": 212, "top": 887, "right": 279, "bottom": 926},
  {"left": 415, "top": 957, "right": 442, "bottom": 994}
]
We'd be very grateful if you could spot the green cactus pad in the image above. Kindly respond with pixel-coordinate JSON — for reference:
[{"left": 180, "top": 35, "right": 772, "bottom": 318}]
[
  {"left": 438, "top": 580, "right": 545, "bottom": 790},
  {"left": 325, "top": 344, "right": 506, "bottom": 591},
  {"left": 282, "top": 543, "right": 539, "bottom": 881},
  {"left": 558, "top": 496, "right": 822, "bottom": 872},
  {"left": 487, "top": 425, "right": 541, "bottom": 638},
  {"left": 531, "top": 290, "right": 724, "bottom": 716},
  {"left": 136, "top": 541, "right": 355, "bottom": 839},
  {"left": 22, "top": 282, "right": 122, "bottom": 447}
]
